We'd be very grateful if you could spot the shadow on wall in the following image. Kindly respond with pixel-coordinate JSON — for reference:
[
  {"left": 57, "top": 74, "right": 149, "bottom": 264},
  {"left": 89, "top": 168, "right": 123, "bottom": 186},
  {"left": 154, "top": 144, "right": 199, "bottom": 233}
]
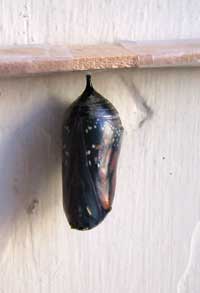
[{"left": 0, "top": 95, "right": 69, "bottom": 262}]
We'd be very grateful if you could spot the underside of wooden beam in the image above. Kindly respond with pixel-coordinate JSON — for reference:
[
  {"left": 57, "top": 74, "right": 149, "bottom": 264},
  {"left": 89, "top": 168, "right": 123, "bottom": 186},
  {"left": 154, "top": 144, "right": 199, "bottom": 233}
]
[{"left": 0, "top": 39, "right": 200, "bottom": 77}]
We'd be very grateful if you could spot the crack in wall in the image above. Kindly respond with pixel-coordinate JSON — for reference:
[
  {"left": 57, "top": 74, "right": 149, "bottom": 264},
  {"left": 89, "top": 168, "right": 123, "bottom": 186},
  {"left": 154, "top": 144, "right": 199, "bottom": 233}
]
[
  {"left": 120, "top": 74, "right": 153, "bottom": 128},
  {"left": 23, "top": 0, "right": 31, "bottom": 43}
]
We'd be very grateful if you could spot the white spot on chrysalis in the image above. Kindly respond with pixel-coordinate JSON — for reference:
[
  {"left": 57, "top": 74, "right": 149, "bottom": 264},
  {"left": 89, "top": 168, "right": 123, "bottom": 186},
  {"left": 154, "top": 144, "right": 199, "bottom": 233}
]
[
  {"left": 64, "top": 126, "right": 70, "bottom": 132},
  {"left": 86, "top": 206, "right": 92, "bottom": 216}
]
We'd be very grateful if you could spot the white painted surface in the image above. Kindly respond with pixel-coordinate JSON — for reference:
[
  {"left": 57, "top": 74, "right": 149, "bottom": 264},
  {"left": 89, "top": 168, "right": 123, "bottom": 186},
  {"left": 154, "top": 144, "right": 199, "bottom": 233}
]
[{"left": 0, "top": 1, "right": 200, "bottom": 293}]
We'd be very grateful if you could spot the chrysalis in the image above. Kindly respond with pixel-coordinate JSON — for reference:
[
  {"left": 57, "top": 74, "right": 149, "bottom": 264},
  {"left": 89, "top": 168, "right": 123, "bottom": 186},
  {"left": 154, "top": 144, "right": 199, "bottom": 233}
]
[{"left": 62, "top": 74, "right": 123, "bottom": 230}]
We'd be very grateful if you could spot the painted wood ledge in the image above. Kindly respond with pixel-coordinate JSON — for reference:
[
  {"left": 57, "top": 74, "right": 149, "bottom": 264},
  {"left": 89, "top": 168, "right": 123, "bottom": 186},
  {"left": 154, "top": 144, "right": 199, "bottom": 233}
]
[{"left": 0, "top": 39, "right": 200, "bottom": 77}]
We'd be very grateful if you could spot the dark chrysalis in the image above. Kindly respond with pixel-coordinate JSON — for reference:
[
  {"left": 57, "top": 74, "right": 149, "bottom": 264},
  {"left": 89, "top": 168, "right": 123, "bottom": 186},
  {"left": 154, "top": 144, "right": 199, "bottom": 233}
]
[{"left": 62, "top": 74, "right": 124, "bottom": 230}]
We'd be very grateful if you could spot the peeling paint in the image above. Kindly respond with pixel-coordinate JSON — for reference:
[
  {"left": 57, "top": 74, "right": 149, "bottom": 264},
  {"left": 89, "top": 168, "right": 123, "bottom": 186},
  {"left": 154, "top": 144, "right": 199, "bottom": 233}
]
[
  {"left": 177, "top": 222, "right": 200, "bottom": 293},
  {"left": 26, "top": 199, "right": 39, "bottom": 214}
]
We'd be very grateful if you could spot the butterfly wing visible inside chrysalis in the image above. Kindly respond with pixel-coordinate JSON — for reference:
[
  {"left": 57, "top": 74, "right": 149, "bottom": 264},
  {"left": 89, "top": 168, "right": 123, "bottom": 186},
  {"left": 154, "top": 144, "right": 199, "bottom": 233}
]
[
  {"left": 62, "top": 75, "right": 123, "bottom": 230},
  {"left": 83, "top": 119, "right": 123, "bottom": 212}
]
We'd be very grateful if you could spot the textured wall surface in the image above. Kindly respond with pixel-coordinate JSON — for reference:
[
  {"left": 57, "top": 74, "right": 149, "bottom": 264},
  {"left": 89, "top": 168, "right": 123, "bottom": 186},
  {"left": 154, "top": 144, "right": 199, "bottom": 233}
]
[{"left": 0, "top": 1, "right": 200, "bottom": 293}]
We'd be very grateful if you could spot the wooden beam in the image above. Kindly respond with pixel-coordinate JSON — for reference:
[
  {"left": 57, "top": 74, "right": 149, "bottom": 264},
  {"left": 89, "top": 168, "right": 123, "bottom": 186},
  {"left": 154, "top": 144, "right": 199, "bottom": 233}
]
[{"left": 0, "top": 39, "right": 200, "bottom": 77}]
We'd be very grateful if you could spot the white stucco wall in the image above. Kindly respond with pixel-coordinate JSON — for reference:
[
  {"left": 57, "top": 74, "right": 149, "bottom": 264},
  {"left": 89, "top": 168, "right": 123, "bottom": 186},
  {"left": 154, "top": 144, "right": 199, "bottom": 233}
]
[{"left": 0, "top": 1, "right": 200, "bottom": 292}]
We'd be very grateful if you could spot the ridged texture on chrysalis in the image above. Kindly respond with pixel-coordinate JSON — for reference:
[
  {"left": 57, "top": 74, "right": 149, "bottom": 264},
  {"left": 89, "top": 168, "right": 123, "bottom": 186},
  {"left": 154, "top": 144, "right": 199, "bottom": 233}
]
[{"left": 62, "top": 75, "right": 123, "bottom": 230}]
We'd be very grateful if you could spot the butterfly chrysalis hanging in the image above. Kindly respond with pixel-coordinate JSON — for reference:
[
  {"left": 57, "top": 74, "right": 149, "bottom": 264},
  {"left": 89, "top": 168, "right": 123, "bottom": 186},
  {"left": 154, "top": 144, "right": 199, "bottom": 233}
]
[{"left": 62, "top": 74, "right": 124, "bottom": 230}]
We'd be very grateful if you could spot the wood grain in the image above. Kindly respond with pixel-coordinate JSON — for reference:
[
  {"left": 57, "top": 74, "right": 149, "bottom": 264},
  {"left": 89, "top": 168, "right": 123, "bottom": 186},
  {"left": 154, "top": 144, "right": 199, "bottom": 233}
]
[{"left": 0, "top": 40, "right": 200, "bottom": 77}]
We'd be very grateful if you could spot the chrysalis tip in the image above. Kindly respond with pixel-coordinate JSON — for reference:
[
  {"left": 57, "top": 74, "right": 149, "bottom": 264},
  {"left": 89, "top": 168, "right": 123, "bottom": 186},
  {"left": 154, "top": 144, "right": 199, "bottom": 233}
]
[{"left": 85, "top": 74, "right": 93, "bottom": 91}]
